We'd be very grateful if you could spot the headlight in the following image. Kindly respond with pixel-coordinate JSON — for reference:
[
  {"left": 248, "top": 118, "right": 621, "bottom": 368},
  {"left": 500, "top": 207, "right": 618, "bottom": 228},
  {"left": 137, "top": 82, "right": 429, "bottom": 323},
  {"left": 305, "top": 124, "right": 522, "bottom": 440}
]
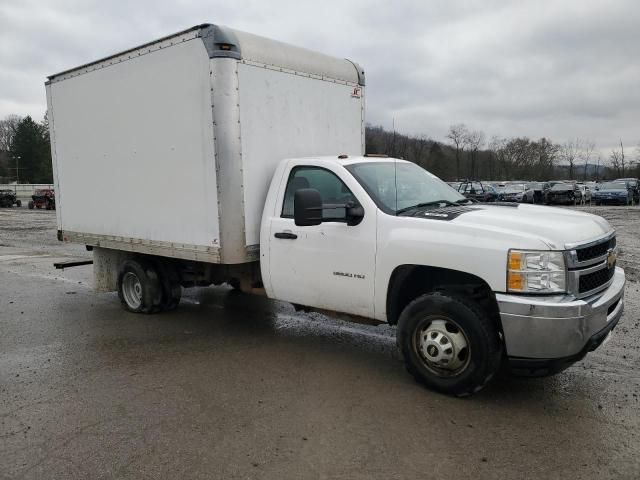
[{"left": 507, "top": 250, "right": 566, "bottom": 293}]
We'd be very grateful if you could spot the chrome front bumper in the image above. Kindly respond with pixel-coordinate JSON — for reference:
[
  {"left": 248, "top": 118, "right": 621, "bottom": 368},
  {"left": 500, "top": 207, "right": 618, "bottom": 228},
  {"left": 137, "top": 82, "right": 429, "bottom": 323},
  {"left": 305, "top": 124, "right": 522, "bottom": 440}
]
[{"left": 496, "top": 267, "right": 625, "bottom": 360}]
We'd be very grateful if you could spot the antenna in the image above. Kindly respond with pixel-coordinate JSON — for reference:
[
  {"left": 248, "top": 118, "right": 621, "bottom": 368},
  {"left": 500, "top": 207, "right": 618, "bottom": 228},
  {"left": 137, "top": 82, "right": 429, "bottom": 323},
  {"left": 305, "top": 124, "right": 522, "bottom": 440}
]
[{"left": 393, "top": 117, "right": 398, "bottom": 213}]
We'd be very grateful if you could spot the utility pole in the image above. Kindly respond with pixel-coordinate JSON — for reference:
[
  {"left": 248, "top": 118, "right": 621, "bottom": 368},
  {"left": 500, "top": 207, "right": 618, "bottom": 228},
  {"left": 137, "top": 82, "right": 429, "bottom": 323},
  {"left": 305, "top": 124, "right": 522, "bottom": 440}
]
[{"left": 8, "top": 155, "right": 22, "bottom": 193}]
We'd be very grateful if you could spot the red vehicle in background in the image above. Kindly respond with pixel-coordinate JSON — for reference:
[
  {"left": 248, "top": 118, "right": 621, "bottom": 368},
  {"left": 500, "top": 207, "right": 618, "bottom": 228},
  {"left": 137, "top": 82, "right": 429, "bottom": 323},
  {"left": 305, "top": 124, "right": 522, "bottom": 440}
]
[{"left": 28, "top": 188, "right": 56, "bottom": 210}]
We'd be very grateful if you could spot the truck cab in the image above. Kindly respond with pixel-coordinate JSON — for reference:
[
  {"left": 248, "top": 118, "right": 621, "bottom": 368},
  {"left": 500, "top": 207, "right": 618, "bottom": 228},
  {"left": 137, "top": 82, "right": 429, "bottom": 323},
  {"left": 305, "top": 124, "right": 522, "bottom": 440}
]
[{"left": 260, "top": 155, "right": 625, "bottom": 395}]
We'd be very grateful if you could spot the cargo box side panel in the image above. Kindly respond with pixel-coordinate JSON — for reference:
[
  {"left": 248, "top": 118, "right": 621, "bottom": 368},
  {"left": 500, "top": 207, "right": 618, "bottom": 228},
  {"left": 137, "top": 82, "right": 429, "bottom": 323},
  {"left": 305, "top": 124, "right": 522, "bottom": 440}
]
[
  {"left": 48, "top": 39, "right": 220, "bottom": 251},
  {"left": 238, "top": 63, "right": 364, "bottom": 247}
]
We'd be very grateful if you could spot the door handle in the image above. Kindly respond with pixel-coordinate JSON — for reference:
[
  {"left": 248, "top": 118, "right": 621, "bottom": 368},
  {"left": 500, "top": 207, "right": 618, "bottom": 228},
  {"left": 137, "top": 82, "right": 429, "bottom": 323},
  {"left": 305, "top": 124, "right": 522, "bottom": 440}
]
[{"left": 274, "top": 232, "right": 298, "bottom": 240}]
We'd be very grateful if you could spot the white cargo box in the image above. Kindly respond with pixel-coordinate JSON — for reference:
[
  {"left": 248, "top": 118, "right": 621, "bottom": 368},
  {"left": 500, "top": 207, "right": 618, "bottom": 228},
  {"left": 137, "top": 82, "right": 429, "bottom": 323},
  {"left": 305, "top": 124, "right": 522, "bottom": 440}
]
[{"left": 46, "top": 24, "right": 365, "bottom": 264}]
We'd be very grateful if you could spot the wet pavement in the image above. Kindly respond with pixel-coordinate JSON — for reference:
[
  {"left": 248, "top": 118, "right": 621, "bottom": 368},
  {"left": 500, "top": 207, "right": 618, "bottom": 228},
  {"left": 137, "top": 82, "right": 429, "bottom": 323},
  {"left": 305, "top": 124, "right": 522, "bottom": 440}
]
[{"left": 1, "top": 206, "right": 639, "bottom": 479}]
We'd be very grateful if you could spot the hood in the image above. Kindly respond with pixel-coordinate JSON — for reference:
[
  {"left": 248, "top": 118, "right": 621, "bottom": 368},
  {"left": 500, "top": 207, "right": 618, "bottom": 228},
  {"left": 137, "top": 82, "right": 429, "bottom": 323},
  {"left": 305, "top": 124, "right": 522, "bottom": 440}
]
[
  {"left": 595, "top": 188, "right": 627, "bottom": 194},
  {"left": 411, "top": 204, "right": 612, "bottom": 249}
]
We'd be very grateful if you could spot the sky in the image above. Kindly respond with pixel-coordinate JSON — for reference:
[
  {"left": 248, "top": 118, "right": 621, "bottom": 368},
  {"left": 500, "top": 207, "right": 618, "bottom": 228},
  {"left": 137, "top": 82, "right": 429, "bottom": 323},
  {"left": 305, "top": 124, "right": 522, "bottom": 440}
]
[{"left": 1, "top": 0, "right": 638, "bottom": 158}]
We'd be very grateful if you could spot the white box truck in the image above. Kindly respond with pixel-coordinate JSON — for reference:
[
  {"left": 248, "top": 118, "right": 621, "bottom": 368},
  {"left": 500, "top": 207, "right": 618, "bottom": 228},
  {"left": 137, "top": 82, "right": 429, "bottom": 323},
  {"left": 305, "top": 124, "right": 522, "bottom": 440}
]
[{"left": 47, "top": 24, "right": 625, "bottom": 396}]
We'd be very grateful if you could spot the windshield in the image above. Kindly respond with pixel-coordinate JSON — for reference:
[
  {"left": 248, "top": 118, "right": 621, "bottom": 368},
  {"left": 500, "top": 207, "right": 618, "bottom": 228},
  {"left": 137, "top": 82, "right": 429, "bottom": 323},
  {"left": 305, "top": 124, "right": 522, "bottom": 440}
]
[
  {"left": 551, "top": 184, "right": 572, "bottom": 191},
  {"left": 345, "top": 161, "right": 465, "bottom": 214},
  {"left": 601, "top": 182, "right": 627, "bottom": 190}
]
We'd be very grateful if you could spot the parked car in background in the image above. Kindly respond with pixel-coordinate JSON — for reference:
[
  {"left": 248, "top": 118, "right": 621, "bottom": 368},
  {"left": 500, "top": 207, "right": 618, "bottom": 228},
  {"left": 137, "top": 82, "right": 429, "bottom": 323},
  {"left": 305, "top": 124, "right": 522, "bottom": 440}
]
[
  {"left": 447, "top": 181, "right": 461, "bottom": 191},
  {"left": 578, "top": 184, "right": 591, "bottom": 204},
  {"left": 0, "top": 189, "right": 21, "bottom": 208},
  {"left": 593, "top": 181, "right": 633, "bottom": 206},
  {"left": 498, "top": 183, "right": 535, "bottom": 203},
  {"left": 457, "top": 181, "right": 498, "bottom": 202},
  {"left": 526, "top": 182, "right": 548, "bottom": 204},
  {"left": 542, "top": 181, "right": 566, "bottom": 204},
  {"left": 546, "top": 183, "right": 582, "bottom": 205},
  {"left": 28, "top": 188, "right": 56, "bottom": 210},
  {"left": 615, "top": 178, "right": 639, "bottom": 204}
]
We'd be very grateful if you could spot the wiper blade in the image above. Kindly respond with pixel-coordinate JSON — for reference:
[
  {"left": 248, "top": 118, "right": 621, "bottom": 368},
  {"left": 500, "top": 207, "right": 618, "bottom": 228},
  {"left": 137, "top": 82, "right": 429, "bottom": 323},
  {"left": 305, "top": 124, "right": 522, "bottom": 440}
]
[{"left": 396, "top": 200, "right": 456, "bottom": 215}]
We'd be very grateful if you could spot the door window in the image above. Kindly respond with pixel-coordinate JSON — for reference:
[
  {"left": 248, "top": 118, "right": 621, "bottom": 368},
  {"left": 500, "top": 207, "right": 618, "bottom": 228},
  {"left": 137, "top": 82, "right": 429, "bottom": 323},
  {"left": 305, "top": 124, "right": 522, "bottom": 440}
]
[{"left": 282, "top": 167, "right": 358, "bottom": 221}]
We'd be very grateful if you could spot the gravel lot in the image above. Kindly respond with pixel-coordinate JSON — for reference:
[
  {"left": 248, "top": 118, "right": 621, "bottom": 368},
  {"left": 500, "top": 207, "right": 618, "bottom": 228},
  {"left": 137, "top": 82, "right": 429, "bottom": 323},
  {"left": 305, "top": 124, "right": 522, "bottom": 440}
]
[{"left": 1, "top": 205, "right": 639, "bottom": 479}]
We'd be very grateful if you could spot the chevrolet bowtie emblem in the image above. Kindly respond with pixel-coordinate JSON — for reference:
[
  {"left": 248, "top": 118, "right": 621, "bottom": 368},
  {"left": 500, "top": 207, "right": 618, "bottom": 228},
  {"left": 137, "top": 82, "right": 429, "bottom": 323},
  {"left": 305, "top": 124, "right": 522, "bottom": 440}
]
[{"left": 607, "top": 249, "right": 616, "bottom": 269}]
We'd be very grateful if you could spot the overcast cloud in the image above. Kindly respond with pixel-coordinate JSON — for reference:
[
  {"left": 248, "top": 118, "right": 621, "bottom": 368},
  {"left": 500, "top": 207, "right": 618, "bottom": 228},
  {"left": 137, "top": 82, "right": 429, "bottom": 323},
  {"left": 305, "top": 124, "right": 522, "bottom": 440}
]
[{"left": 1, "top": 0, "right": 638, "bottom": 156}]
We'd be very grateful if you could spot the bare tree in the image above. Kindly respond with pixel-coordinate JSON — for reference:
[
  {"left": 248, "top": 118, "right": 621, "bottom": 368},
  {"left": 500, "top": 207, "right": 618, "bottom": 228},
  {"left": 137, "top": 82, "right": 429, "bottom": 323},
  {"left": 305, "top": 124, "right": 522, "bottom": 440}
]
[
  {"left": 560, "top": 139, "right": 580, "bottom": 180},
  {"left": 464, "top": 130, "right": 485, "bottom": 179},
  {"left": 410, "top": 135, "right": 430, "bottom": 168},
  {"left": 578, "top": 139, "right": 595, "bottom": 180},
  {"left": 446, "top": 123, "right": 468, "bottom": 180},
  {"left": 595, "top": 153, "right": 602, "bottom": 181},
  {"left": 535, "top": 138, "right": 559, "bottom": 180},
  {"left": 0, "top": 114, "right": 22, "bottom": 152},
  {"left": 609, "top": 140, "right": 626, "bottom": 177}
]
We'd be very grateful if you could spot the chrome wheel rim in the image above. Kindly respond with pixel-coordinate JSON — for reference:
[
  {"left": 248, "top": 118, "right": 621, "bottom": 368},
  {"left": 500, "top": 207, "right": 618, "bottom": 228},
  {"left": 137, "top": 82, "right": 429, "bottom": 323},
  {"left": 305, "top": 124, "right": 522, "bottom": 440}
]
[
  {"left": 414, "top": 318, "right": 471, "bottom": 377},
  {"left": 122, "top": 272, "right": 143, "bottom": 309}
]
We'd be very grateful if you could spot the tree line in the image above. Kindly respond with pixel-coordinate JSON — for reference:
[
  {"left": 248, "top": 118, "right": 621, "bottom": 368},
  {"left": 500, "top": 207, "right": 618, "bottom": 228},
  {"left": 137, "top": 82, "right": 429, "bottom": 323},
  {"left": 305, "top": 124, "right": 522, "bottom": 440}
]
[
  {"left": 366, "top": 123, "right": 640, "bottom": 182},
  {"left": 0, "top": 114, "right": 52, "bottom": 184},
  {"left": 1, "top": 112, "right": 638, "bottom": 185}
]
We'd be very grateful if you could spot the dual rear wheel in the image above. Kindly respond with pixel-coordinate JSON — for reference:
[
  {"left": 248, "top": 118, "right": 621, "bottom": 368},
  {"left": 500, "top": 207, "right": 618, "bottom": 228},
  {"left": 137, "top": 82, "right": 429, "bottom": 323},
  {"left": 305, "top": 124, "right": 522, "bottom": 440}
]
[{"left": 117, "top": 258, "right": 182, "bottom": 313}]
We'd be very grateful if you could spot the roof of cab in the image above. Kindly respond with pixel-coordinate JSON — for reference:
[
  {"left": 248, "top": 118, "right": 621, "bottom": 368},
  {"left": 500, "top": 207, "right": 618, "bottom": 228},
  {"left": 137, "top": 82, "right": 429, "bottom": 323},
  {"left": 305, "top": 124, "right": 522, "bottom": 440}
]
[{"left": 284, "top": 155, "right": 408, "bottom": 166}]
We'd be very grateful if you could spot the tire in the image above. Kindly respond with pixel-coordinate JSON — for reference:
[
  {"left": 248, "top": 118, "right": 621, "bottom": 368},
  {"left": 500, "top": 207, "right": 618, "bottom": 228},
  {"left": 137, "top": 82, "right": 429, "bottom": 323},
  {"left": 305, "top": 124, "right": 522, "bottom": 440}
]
[
  {"left": 397, "top": 292, "right": 503, "bottom": 397},
  {"left": 16, "top": 200, "right": 21, "bottom": 207},
  {"left": 595, "top": 201, "right": 600, "bottom": 206},
  {"left": 28, "top": 201, "right": 34, "bottom": 209},
  {"left": 117, "top": 259, "right": 163, "bottom": 313}
]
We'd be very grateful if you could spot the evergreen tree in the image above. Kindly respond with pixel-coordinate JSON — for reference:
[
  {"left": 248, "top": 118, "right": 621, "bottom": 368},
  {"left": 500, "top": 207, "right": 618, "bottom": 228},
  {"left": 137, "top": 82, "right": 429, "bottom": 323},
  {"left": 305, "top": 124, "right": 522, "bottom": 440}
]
[{"left": 9, "top": 115, "right": 52, "bottom": 183}]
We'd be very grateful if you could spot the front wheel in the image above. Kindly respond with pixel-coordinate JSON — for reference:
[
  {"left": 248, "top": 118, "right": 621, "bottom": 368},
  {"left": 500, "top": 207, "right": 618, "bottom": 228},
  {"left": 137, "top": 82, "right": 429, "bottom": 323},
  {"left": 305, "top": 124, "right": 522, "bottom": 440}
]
[
  {"left": 397, "top": 292, "right": 503, "bottom": 396},
  {"left": 16, "top": 200, "right": 21, "bottom": 207},
  {"left": 28, "top": 200, "right": 34, "bottom": 209}
]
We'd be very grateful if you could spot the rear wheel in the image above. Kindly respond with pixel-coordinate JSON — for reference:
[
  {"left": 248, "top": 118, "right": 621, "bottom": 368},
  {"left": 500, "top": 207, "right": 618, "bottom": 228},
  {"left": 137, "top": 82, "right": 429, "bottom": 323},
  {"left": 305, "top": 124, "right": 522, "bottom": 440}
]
[
  {"left": 117, "top": 259, "right": 163, "bottom": 313},
  {"left": 397, "top": 292, "right": 502, "bottom": 396},
  {"left": 15, "top": 200, "right": 21, "bottom": 207}
]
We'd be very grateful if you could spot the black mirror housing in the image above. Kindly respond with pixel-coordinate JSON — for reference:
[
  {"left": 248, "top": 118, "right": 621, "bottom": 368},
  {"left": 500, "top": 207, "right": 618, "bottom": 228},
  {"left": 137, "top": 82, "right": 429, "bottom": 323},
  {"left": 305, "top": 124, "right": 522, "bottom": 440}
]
[
  {"left": 346, "top": 204, "right": 365, "bottom": 226},
  {"left": 294, "top": 188, "right": 323, "bottom": 226}
]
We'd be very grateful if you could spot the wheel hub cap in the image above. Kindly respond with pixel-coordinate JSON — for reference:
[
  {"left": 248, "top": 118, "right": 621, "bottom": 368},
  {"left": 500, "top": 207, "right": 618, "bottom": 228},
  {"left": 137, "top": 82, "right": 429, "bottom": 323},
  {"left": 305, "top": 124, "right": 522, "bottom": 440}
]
[
  {"left": 418, "top": 319, "right": 469, "bottom": 373},
  {"left": 122, "top": 272, "right": 142, "bottom": 309}
]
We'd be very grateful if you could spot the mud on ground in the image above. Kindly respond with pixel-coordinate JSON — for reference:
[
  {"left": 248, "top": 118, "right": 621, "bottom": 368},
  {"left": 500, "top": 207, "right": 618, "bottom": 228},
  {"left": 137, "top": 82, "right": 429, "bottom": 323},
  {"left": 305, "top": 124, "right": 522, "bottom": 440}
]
[{"left": 1, "top": 205, "right": 639, "bottom": 479}]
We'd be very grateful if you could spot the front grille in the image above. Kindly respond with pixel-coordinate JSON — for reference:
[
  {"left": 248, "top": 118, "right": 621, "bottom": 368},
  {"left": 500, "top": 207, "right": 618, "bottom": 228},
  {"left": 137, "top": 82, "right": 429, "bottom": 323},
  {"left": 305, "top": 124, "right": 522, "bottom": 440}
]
[
  {"left": 576, "top": 237, "right": 616, "bottom": 262},
  {"left": 579, "top": 263, "right": 616, "bottom": 293}
]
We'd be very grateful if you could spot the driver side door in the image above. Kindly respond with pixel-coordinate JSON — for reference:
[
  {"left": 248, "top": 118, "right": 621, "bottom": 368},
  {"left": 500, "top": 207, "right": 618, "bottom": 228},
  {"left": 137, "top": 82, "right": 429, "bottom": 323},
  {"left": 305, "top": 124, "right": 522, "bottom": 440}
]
[{"left": 267, "top": 165, "right": 377, "bottom": 318}]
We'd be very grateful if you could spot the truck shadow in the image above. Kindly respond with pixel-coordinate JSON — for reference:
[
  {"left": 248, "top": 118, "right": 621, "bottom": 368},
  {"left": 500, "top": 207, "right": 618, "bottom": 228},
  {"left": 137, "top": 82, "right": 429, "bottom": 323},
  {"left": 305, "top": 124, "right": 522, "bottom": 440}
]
[{"left": 181, "top": 287, "right": 582, "bottom": 401}]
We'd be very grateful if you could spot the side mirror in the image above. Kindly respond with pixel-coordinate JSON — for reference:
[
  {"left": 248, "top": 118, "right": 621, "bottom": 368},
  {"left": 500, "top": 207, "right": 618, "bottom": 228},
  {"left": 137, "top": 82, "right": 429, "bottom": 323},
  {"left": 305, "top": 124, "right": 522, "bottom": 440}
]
[
  {"left": 346, "top": 204, "right": 365, "bottom": 226},
  {"left": 294, "top": 188, "right": 323, "bottom": 226}
]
